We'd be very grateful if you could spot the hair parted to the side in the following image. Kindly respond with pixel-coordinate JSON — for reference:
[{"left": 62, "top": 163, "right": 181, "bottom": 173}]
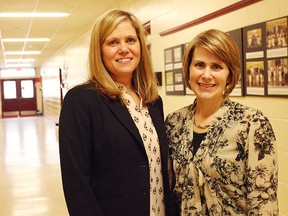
[
  {"left": 87, "top": 9, "right": 158, "bottom": 105},
  {"left": 182, "top": 29, "right": 241, "bottom": 97}
]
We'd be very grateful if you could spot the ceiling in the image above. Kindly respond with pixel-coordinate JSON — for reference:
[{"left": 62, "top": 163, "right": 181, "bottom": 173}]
[{"left": 0, "top": 0, "right": 121, "bottom": 69}]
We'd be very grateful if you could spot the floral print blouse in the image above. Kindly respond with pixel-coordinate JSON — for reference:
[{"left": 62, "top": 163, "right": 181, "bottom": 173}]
[{"left": 165, "top": 99, "right": 278, "bottom": 216}]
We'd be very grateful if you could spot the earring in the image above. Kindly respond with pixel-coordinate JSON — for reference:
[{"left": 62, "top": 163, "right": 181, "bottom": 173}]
[{"left": 223, "top": 85, "right": 230, "bottom": 95}]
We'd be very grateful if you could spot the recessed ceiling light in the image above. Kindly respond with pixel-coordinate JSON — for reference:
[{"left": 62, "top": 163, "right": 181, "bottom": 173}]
[
  {"left": 2, "top": 38, "right": 50, "bottom": 42},
  {"left": 0, "top": 12, "right": 69, "bottom": 17},
  {"left": 5, "top": 51, "right": 41, "bottom": 55}
]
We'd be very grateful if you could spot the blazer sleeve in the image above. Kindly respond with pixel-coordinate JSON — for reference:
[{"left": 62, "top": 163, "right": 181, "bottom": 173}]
[{"left": 58, "top": 86, "right": 104, "bottom": 216}]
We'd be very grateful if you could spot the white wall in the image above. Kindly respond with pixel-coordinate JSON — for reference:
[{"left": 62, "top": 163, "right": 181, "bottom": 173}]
[
  {"left": 42, "top": 0, "right": 288, "bottom": 215},
  {"left": 41, "top": 31, "right": 90, "bottom": 99}
]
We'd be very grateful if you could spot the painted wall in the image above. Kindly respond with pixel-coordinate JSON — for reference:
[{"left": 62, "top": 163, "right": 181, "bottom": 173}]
[{"left": 41, "top": 0, "right": 288, "bottom": 215}]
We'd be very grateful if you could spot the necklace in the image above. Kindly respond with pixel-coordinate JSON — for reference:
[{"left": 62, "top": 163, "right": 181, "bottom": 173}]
[{"left": 193, "top": 116, "right": 210, "bottom": 129}]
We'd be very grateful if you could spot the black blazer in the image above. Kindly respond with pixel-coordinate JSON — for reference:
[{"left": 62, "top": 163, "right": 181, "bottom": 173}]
[{"left": 59, "top": 83, "right": 176, "bottom": 216}]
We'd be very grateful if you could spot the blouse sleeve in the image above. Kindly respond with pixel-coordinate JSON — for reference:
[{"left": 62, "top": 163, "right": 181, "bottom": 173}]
[{"left": 246, "top": 110, "right": 278, "bottom": 215}]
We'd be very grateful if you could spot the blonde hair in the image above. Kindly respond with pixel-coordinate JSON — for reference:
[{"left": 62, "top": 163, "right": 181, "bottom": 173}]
[
  {"left": 87, "top": 9, "right": 158, "bottom": 104},
  {"left": 183, "top": 29, "right": 241, "bottom": 96}
]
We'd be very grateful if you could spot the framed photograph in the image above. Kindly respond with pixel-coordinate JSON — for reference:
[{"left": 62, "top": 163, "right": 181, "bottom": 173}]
[
  {"left": 165, "top": 71, "right": 174, "bottom": 94},
  {"left": 266, "top": 17, "right": 288, "bottom": 58},
  {"left": 164, "top": 49, "right": 173, "bottom": 64},
  {"left": 245, "top": 61, "right": 265, "bottom": 96},
  {"left": 173, "top": 46, "right": 182, "bottom": 62},
  {"left": 173, "top": 69, "right": 185, "bottom": 95},
  {"left": 166, "top": 71, "right": 174, "bottom": 85},
  {"left": 247, "top": 28, "right": 262, "bottom": 49},
  {"left": 243, "top": 23, "right": 265, "bottom": 60},
  {"left": 243, "top": 23, "right": 266, "bottom": 96},
  {"left": 267, "top": 57, "right": 288, "bottom": 96},
  {"left": 173, "top": 45, "right": 184, "bottom": 70},
  {"left": 164, "top": 48, "right": 173, "bottom": 71}
]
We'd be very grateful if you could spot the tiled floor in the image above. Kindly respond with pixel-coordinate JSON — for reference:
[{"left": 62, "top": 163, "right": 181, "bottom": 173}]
[{"left": 0, "top": 116, "right": 69, "bottom": 216}]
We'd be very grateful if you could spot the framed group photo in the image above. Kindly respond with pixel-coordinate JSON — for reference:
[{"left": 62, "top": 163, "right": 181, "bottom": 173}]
[
  {"left": 242, "top": 16, "right": 288, "bottom": 97},
  {"left": 267, "top": 57, "right": 288, "bottom": 95},
  {"left": 266, "top": 17, "right": 288, "bottom": 96}
]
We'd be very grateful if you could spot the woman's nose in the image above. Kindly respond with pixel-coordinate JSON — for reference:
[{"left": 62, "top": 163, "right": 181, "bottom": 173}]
[
  {"left": 202, "top": 67, "right": 212, "bottom": 78},
  {"left": 118, "top": 42, "right": 128, "bottom": 53}
]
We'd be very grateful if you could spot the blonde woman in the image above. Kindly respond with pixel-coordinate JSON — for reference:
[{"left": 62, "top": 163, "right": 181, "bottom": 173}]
[{"left": 59, "top": 9, "right": 176, "bottom": 216}]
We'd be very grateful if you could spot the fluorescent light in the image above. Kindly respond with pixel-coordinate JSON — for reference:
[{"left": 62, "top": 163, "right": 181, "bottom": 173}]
[
  {"left": 2, "top": 38, "right": 50, "bottom": 42},
  {"left": 0, "top": 12, "right": 69, "bottom": 17},
  {"left": 6, "top": 64, "right": 32, "bottom": 68},
  {"left": 5, "top": 51, "right": 41, "bottom": 55},
  {"left": 6, "top": 59, "right": 35, "bottom": 63}
]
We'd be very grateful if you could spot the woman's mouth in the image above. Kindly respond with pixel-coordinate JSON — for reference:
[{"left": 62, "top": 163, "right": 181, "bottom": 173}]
[
  {"left": 116, "top": 58, "right": 132, "bottom": 63},
  {"left": 198, "top": 83, "right": 215, "bottom": 88}
]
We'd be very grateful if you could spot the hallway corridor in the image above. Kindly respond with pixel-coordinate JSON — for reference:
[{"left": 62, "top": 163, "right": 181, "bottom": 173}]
[{"left": 0, "top": 116, "right": 69, "bottom": 216}]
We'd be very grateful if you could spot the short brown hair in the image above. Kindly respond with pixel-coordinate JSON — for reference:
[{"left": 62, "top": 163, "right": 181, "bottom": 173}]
[{"left": 182, "top": 29, "right": 241, "bottom": 96}]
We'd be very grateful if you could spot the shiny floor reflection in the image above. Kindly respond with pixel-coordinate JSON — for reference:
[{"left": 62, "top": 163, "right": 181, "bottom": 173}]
[{"left": 0, "top": 116, "right": 68, "bottom": 216}]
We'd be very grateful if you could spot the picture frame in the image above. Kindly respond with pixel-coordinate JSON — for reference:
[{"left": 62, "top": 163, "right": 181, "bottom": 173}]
[
  {"left": 165, "top": 71, "right": 174, "bottom": 94},
  {"left": 243, "top": 23, "right": 265, "bottom": 60},
  {"left": 265, "top": 16, "right": 288, "bottom": 97},
  {"left": 243, "top": 23, "right": 266, "bottom": 96},
  {"left": 245, "top": 60, "right": 265, "bottom": 96},
  {"left": 267, "top": 57, "right": 288, "bottom": 96},
  {"left": 266, "top": 17, "right": 288, "bottom": 58},
  {"left": 164, "top": 45, "right": 186, "bottom": 95}
]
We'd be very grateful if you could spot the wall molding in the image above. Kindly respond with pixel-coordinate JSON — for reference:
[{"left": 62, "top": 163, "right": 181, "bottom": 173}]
[{"left": 159, "top": 0, "right": 262, "bottom": 36}]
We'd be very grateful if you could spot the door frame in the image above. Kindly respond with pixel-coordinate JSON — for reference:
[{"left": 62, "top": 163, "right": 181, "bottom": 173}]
[{"left": 1, "top": 78, "right": 37, "bottom": 117}]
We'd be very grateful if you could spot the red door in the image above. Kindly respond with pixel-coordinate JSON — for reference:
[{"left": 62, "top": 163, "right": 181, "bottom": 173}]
[{"left": 1, "top": 79, "right": 37, "bottom": 117}]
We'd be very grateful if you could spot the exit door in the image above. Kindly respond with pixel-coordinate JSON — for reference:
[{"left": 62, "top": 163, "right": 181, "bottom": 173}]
[{"left": 1, "top": 79, "right": 37, "bottom": 117}]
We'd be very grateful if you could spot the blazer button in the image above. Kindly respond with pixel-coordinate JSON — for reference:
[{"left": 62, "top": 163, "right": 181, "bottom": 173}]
[{"left": 142, "top": 165, "right": 146, "bottom": 168}]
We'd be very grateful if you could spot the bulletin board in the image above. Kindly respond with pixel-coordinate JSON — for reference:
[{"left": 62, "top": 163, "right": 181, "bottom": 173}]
[{"left": 164, "top": 45, "right": 186, "bottom": 95}]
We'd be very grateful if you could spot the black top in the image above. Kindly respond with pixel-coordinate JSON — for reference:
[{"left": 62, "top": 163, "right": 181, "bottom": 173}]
[{"left": 192, "top": 131, "right": 207, "bottom": 157}]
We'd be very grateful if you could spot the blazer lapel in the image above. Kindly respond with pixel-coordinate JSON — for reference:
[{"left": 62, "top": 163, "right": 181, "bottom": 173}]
[{"left": 103, "top": 97, "right": 145, "bottom": 149}]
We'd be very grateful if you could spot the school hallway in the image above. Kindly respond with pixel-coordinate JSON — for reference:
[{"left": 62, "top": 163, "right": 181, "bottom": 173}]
[{"left": 0, "top": 116, "right": 69, "bottom": 216}]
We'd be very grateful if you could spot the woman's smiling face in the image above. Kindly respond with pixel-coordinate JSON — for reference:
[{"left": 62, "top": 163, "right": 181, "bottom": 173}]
[
  {"left": 189, "top": 46, "right": 230, "bottom": 103},
  {"left": 101, "top": 19, "right": 141, "bottom": 84}
]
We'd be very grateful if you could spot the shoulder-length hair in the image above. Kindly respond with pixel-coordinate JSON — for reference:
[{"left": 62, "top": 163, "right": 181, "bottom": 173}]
[
  {"left": 182, "top": 29, "right": 241, "bottom": 96},
  {"left": 87, "top": 9, "right": 158, "bottom": 105}
]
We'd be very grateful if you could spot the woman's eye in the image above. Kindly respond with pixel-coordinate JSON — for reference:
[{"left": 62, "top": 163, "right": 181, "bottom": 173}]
[
  {"left": 212, "top": 64, "right": 223, "bottom": 70},
  {"left": 195, "top": 62, "right": 205, "bottom": 68},
  {"left": 108, "top": 40, "right": 118, "bottom": 46},
  {"left": 127, "top": 37, "right": 136, "bottom": 44},
  {"left": 109, "top": 40, "right": 117, "bottom": 46}
]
